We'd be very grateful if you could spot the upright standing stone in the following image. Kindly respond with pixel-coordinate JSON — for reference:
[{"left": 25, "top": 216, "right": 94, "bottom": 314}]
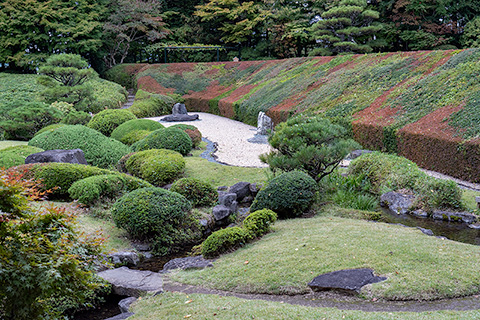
[{"left": 257, "top": 112, "right": 273, "bottom": 135}]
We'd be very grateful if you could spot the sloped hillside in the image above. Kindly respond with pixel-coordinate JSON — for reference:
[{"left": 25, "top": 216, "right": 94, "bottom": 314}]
[{"left": 120, "top": 49, "right": 480, "bottom": 182}]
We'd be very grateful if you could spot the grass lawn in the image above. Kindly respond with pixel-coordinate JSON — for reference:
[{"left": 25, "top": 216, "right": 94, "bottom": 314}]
[
  {"left": 171, "top": 215, "right": 480, "bottom": 301},
  {"left": 129, "top": 292, "right": 480, "bottom": 320},
  {"left": 0, "top": 140, "right": 28, "bottom": 149}
]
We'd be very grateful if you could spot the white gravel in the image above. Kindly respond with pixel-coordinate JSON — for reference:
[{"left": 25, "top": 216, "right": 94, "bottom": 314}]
[{"left": 148, "top": 112, "right": 271, "bottom": 167}]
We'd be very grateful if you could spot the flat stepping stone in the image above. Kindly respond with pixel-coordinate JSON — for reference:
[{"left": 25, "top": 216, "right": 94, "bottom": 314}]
[
  {"left": 98, "top": 266, "right": 163, "bottom": 297},
  {"left": 162, "top": 256, "right": 214, "bottom": 272},
  {"left": 308, "top": 268, "right": 387, "bottom": 294}
]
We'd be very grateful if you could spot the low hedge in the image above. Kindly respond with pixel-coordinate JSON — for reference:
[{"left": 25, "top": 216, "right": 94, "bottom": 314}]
[
  {"left": 68, "top": 173, "right": 153, "bottom": 205},
  {"left": 120, "top": 130, "right": 151, "bottom": 145},
  {"left": 250, "top": 171, "right": 319, "bottom": 218},
  {"left": 33, "top": 124, "right": 66, "bottom": 137},
  {"left": 131, "top": 127, "right": 192, "bottom": 156},
  {"left": 129, "top": 90, "right": 175, "bottom": 118},
  {"left": 28, "top": 125, "right": 132, "bottom": 169},
  {"left": 243, "top": 209, "right": 277, "bottom": 239},
  {"left": 201, "top": 227, "right": 248, "bottom": 258},
  {"left": 125, "top": 149, "right": 185, "bottom": 186},
  {"left": 170, "top": 178, "right": 217, "bottom": 207},
  {"left": 170, "top": 124, "right": 202, "bottom": 148},
  {"left": 0, "top": 145, "right": 44, "bottom": 169},
  {"left": 110, "top": 119, "right": 164, "bottom": 143},
  {"left": 87, "top": 109, "right": 137, "bottom": 136},
  {"left": 61, "top": 110, "right": 92, "bottom": 125}
]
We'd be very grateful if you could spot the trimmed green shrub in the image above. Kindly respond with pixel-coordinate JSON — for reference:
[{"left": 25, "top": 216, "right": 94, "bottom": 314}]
[
  {"left": 68, "top": 174, "right": 153, "bottom": 205},
  {"left": 117, "top": 152, "right": 136, "bottom": 173},
  {"left": 89, "top": 77, "right": 128, "bottom": 112},
  {"left": 110, "top": 119, "right": 164, "bottom": 142},
  {"left": 131, "top": 127, "right": 192, "bottom": 156},
  {"left": 170, "top": 124, "right": 202, "bottom": 148},
  {"left": 201, "top": 227, "right": 248, "bottom": 258},
  {"left": 87, "top": 109, "right": 137, "bottom": 136},
  {"left": 170, "top": 178, "right": 217, "bottom": 207},
  {"left": 28, "top": 125, "right": 131, "bottom": 169},
  {"left": 33, "top": 123, "right": 66, "bottom": 136},
  {"left": 120, "top": 130, "right": 151, "bottom": 145},
  {"left": 111, "top": 187, "right": 193, "bottom": 255},
  {"left": 125, "top": 149, "right": 185, "bottom": 186},
  {"left": 250, "top": 171, "right": 318, "bottom": 218},
  {"left": 129, "top": 90, "right": 175, "bottom": 118},
  {"left": 0, "top": 145, "right": 44, "bottom": 169},
  {"left": 243, "top": 209, "right": 277, "bottom": 239},
  {"left": 61, "top": 110, "right": 92, "bottom": 125}
]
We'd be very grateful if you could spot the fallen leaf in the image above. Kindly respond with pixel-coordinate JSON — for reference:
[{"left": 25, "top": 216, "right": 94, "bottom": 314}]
[
  {"left": 185, "top": 299, "right": 193, "bottom": 304},
  {"left": 184, "top": 315, "right": 191, "bottom": 318},
  {"left": 244, "top": 261, "right": 249, "bottom": 264}
]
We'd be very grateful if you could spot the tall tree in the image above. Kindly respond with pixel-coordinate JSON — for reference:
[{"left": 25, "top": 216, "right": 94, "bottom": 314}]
[
  {"left": 0, "top": 0, "right": 107, "bottom": 70},
  {"left": 102, "top": 0, "right": 170, "bottom": 68},
  {"left": 311, "top": 0, "right": 383, "bottom": 55}
]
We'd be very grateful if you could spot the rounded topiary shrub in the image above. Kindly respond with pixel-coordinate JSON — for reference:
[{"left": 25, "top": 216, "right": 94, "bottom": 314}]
[
  {"left": 125, "top": 149, "right": 185, "bottom": 186},
  {"left": 131, "top": 127, "right": 192, "bottom": 156},
  {"left": 250, "top": 171, "right": 318, "bottom": 219},
  {"left": 170, "top": 124, "right": 202, "bottom": 148},
  {"left": 61, "top": 110, "right": 92, "bottom": 125},
  {"left": 120, "top": 130, "right": 151, "bottom": 145},
  {"left": 111, "top": 187, "right": 193, "bottom": 254},
  {"left": 68, "top": 173, "right": 152, "bottom": 205},
  {"left": 0, "top": 145, "right": 44, "bottom": 169},
  {"left": 33, "top": 124, "right": 66, "bottom": 137},
  {"left": 28, "top": 125, "right": 131, "bottom": 168},
  {"left": 129, "top": 90, "right": 175, "bottom": 118},
  {"left": 110, "top": 119, "right": 164, "bottom": 143},
  {"left": 170, "top": 178, "right": 217, "bottom": 207},
  {"left": 201, "top": 227, "right": 248, "bottom": 258},
  {"left": 87, "top": 109, "right": 137, "bottom": 136},
  {"left": 117, "top": 152, "right": 136, "bottom": 173},
  {"left": 243, "top": 209, "right": 277, "bottom": 239}
]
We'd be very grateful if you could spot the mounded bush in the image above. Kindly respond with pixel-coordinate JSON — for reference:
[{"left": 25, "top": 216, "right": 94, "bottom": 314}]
[
  {"left": 243, "top": 209, "right": 277, "bottom": 239},
  {"left": 68, "top": 174, "right": 152, "bottom": 205},
  {"left": 87, "top": 109, "right": 137, "bottom": 136},
  {"left": 201, "top": 227, "right": 248, "bottom": 258},
  {"left": 33, "top": 123, "right": 66, "bottom": 136},
  {"left": 131, "top": 127, "right": 192, "bottom": 156},
  {"left": 129, "top": 90, "right": 174, "bottom": 118},
  {"left": 250, "top": 171, "right": 318, "bottom": 218},
  {"left": 117, "top": 152, "right": 136, "bottom": 173},
  {"left": 28, "top": 125, "right": 131, "bottom": 168},
  {"left": 125, "top": 149, "right": 185, "bottom": 186},
  {"left": 120, "top": 130, "right": 151, "bottom": 145},
  {"left": 61, "top": 110, "right": 92, "bottom": 125},
  {"left": 110, "top": 119, "right": 164, "bottom": 143},
  {"left": 170, "top": 124, "right": 202, "bottom": 148},
  {"left": 170, "top": 178, "right": 217, "bottom": 207},
  {"left": 0, "top": 145, "right": 44, "bottom": 169},
  {"left": 111, "top": 187, "right": 193, "bottom": 255}
]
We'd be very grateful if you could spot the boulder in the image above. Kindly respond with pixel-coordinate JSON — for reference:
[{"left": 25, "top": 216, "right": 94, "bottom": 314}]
[
  {"left": 161, "top": 114, "right": 199, "bottom": 122},
  {"left": 229, "top": 182, "right": 251, "bottom": 202},
  {"left": 308, "top": 268, "right": 387, "bottom": 294},
  {"left": 162, "top": 256, "right": 214, "bottom": 272},
  {"left": 417, "top": 227, "right": 434, "bottom": 236},
  {"left": 108, "top": 251, "right": 140, "bottom": 267},
  {"left": 431, "top": 210, "right": 477, "bottom": 224},
  {"left": 172, "top": 103, "right": 188, "bottom": 115},
  {"left": 380, "top": 191, "right": 415, "bottom": 215},
  {"left": 118, "top": 297, "right": 137, "bottom": 313},
  {"left": 218, "top": 192, "right": 238, "bottom": 212},
  {"left": 98, "top": 267, "right": 163, "bottom": 297},
  {"left": 212, "top": 205, "right": 232, "bottom": 223},
  {"left": 25, "top": 149, "right": 88, "bottom": 165},
  {"left": 257, "top": 111, "right": 273, "bottom": 135}
]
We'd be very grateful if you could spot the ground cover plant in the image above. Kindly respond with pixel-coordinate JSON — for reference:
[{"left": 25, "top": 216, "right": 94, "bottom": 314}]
[
  {"left": 0, "top": 145, "right": 43, "bottom": 169},
  {"left": 131, "top": 127, "right": 192, "bottom": 156}
]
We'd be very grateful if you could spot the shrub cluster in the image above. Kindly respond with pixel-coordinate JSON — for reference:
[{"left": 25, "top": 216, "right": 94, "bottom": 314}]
[
  {"left": 125, "top": 149, "right": 185, "bottom": 186},
  {"left": 89, "top": 77, "right": 128, "bottom": 112},
  {"left": 68, "top": 173, "right": 152, "bottom": 205},
  {"left": 129, "top": 89, "right": 175, "bottom": 118},
  {"left": 111, "top": 187, "right": 194, "bottom": 255},
  {"left": 61, "top": 110, "right": 92, "bottom": 125},
  {"left": 170, "top": 124, "right": 202, "bottom": 148},
  {"left": 131, "top": 127, "right": 192, "bottom": 156},
  {"left": 33, "top": 124, "right": 66, "bottom": 136},
  {"left": 28, "top": 125, "right": 131, "bottom": 168},
  {"left": 242, "top": 209, "right": 277, "bottom": 239},
  {"left": 0, "top": 145, "right": 44, "bottom": 169},
  {"left": 250, "top": 171, "right": 318, "bottom": 218},
  {"left": 170, "top": 178, "right": 217, "bottom": 207},
  {"left": 110, "top": 119, "right": 164, "bottom": 144},
  {"left": 87, "top": 109, "right": 137, "bottom": 136}
]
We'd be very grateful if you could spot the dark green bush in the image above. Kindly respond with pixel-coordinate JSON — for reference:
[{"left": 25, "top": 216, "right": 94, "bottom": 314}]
[
  {"left": 110, "top": 119, "right": 164, "bottom": 143},
  {"left": 0, "top": 145, "right": 44, "bottom": 169},
  {"left": 201, "top": 227, "right": 248, "bottom": 258},
  {"left": 131, "top": 127, "right": 192, "bottom": 156},
  {"left": 89, "top": 77, "right": 128, "bottom": 112},
  {"left": 129, "top": 90, "right": 175, "bottom": 118},
  {"left": 104, "top": 64, "right": 142, "bottom": 89},
  {"left": 170, "top": 178, "right": 217, "bottom": 207},
  {"left": 170, "top": 124, "right": 202, "bottom": 148},
  {"left": 33, "top": 124, "right": 66, "bottom": 136},
  {"left": 125, "top": 149, "right": 185, "bottom": 186},
  {"left": 117, "top": 152, "right": 136, "bottom": 173},
  {"left": 61, "top": 110, "right": 92, "bottom": 125},
  {"left": 87, "top": 109, "right": 137, "bottom": 136},
  {"left": 111, "top": 187, "right": 193, "bottom": 255},
  {"left": 28, "top": 125, "right": 131, "bottom": 169},
  {"left": 243, "top": 209, "right": 277, "bottom": 239},
  {"left": 68, "top": 173, "right": 152, "bottom": 205},
  {"left": 250, "top": 171, "right": 318, "bottom": 218},
  {"left": 120, "top": 130, "right": 151, "bottom": 145}
]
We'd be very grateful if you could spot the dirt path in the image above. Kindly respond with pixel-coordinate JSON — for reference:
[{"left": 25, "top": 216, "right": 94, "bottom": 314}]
[{"left": 162, "top": 277, "right": 480, "bottom": 312}]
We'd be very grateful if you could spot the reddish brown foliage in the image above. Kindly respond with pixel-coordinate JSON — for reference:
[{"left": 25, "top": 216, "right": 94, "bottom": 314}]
[{"left": 137, "top": 76, "right": 175, "bottom": 94}]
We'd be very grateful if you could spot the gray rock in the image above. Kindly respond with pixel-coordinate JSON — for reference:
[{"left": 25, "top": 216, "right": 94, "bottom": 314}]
[
  {"left": 249, "top": 183, "right": 262, "bottom": 197},
  {"left": 257, "top": 111, "right": 273, "bottom": 135},
  {"left": 212, "top": 205, "right": 232, "bottom": 222},
  {"left": 108, "top": 252, "right": 140, "bottom": 267},
  {"left": 25, "top": 149, "right": 88, "bottom": 165},
  {"left": 411, "top": 209, "right": 428, "bottom": 218},
  {"left": 163, "top": 256, "right": 214, "bottom": 272},
  {"left": 98, "top": 267, "right": 163, "bottom": 297},
  {"left": 161, "top": 114, "right": 199, "bottom": 122},
  {"left": 219, "top": 192, "right": 237, "bottom": 207},
  {"left": 132, "top": 242, "right": 151, "bottom": 252},
  {"left": 172, "top": 103, "right": 188, "bottom": 115},
  {"left": 217, "top": 186, "right": 228, "bottom": 191},
  {"left": 431, "top": 210, "right": 477, "bottom": 224},
  {"left": 345, "top": 150, "right": 373, "bottom": 160},
  {"left": 308, "top": 268, "right": 387, "bottom": 294},
  {"left": 104, "top": 313, "right": 134, "bottom": 320},
  {"left": 118, "top": 297, "right": 137, "bottom": 313},
  {"left": 417, "top": 227, "right": 434, "bottom": 236},
  {"left": 229, "top": 182, "right": 251, "bottom": 201},
  {"left": 380, "top": 191, "right": 415, "bottom": 215}
]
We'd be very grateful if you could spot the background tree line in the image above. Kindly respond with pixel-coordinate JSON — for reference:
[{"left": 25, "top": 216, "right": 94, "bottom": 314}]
[{"left": 2, "top": 0, "right": 480, "bottom": 72}]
